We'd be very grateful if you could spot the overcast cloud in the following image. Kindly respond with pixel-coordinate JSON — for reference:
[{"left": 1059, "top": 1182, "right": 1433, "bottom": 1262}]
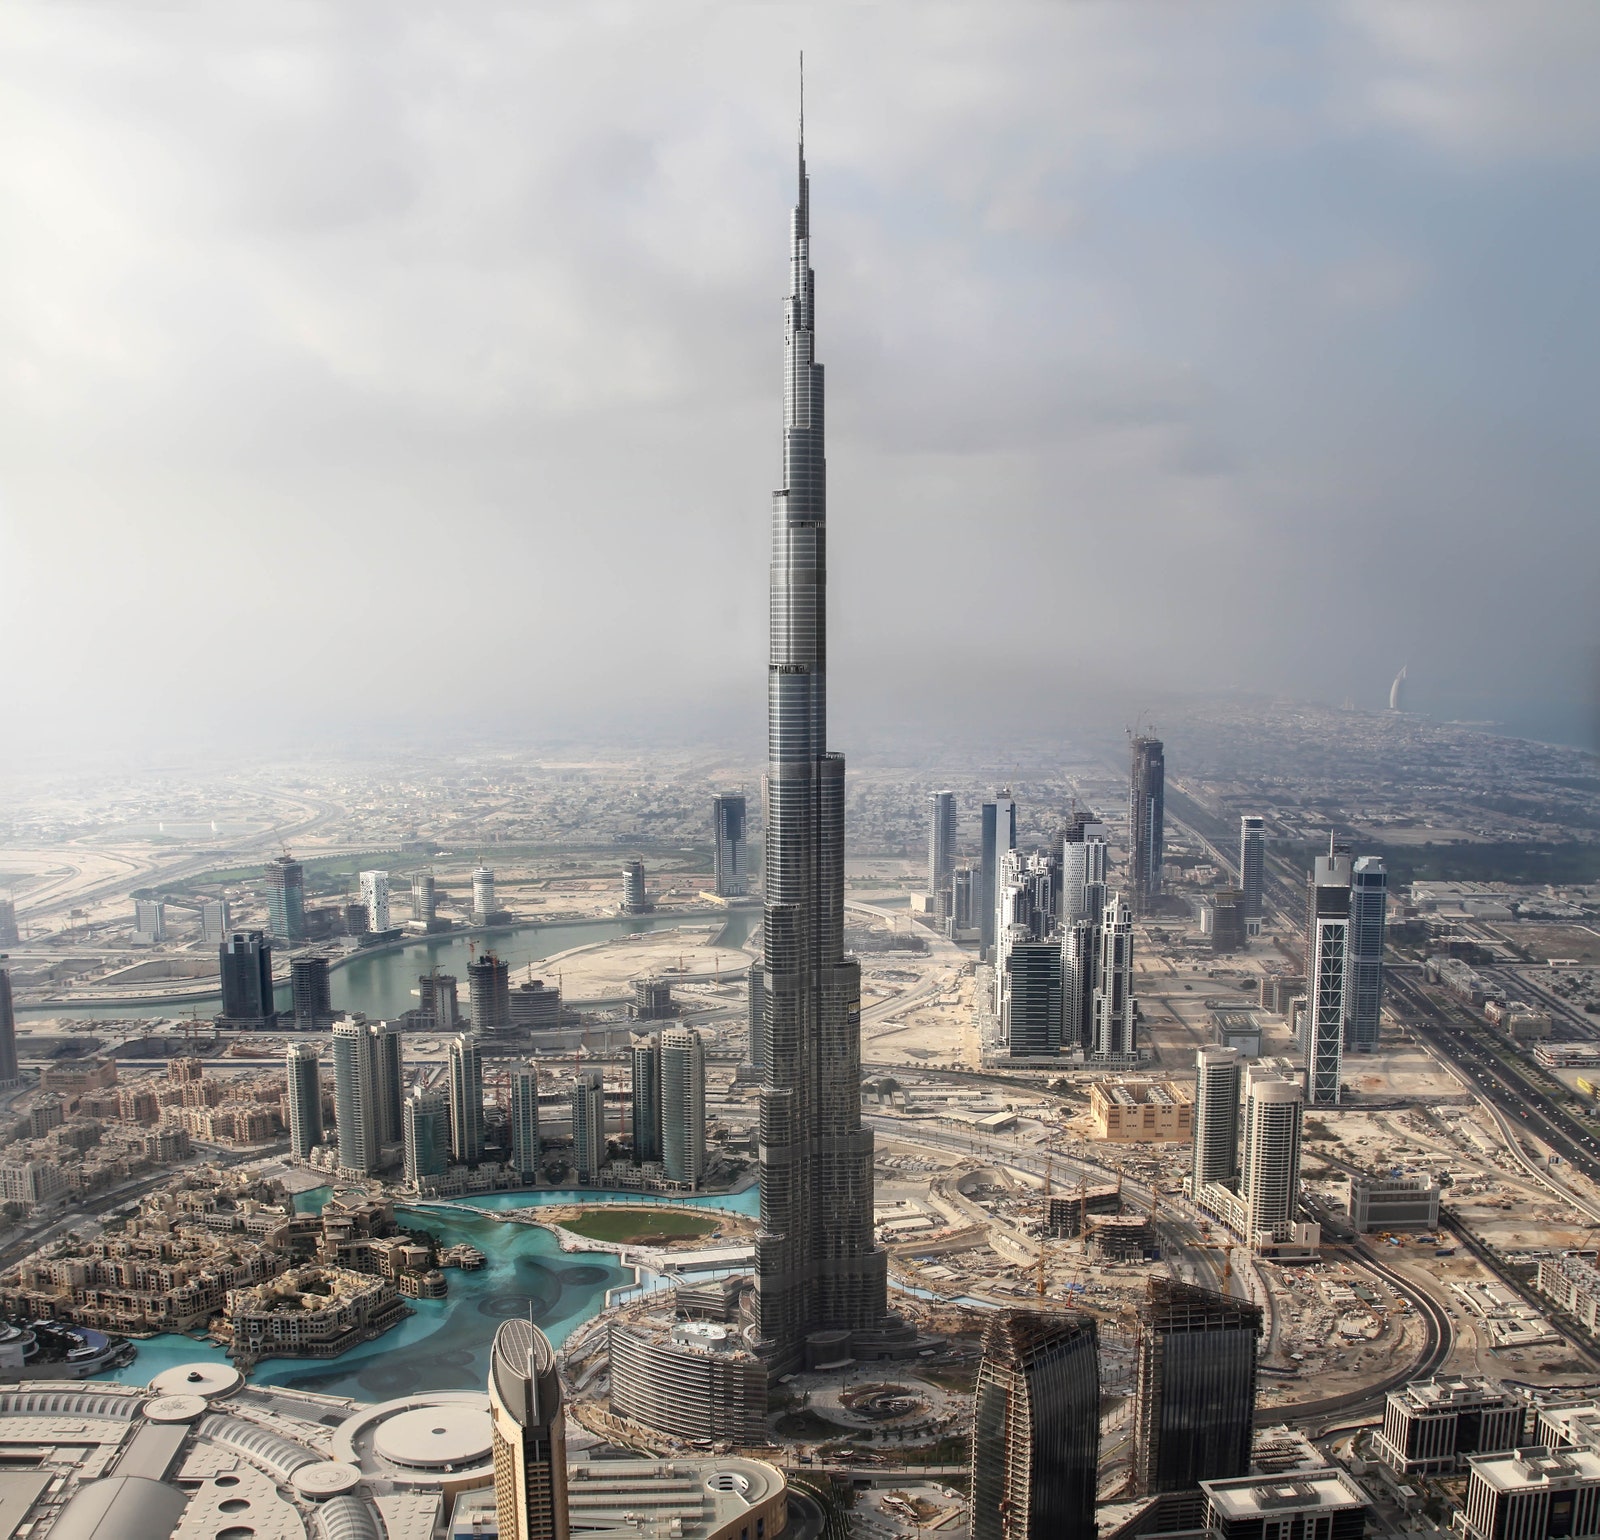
[{"left": 0, "top": 2, "right": 1596, "bottom": 757}]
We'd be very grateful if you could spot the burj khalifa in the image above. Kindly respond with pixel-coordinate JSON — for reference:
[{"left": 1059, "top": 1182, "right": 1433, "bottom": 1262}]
[{"left": 752, "top": 114, "right": 888, "bottom": 1371}]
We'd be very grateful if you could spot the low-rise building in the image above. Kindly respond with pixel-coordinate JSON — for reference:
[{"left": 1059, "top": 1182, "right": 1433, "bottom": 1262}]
[
  {"left": 1348, "top": 1173, "right": 1441, "bottom": 1233},
  {"left": 608, "top": 1318, "right": 768, "bottom": 1444},
  {"left": 1538, "top": 1254, "right": 1600, "bottom": 1331},
  {"left": 225, "top": 1264, "right": 408, "bottom": 1362},
  {"left": 1374, "top": 1376, "right": 1525, "bottom": 1476},
  {"left": 1089, "top": 1079, "right": 1194, "bottom": 1143},
  {"left": 1462, "top": 1446, "right": 1600, "bottom": 1540},
  {"left": 1200, "top": 1470, "right": 1369, "bottom": 1540}
]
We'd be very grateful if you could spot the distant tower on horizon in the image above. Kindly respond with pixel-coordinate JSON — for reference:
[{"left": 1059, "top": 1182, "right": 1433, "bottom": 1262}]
[
  {"left": 1129, "top": 737, "right": 1166, "bottom": 914},
  {"left": 1239, "top": 815, "right": 1265, "bottom": 932},
  {"left": 620, "top": 859, "right": 651, "bottom": 915},
  {"left": 285, "top": 1043, "right": 323, "bottom": 1160},
  {"left": 927, "top": 790, "right": 957, "bottom": 919},
  {"left": 1346, "top": 855, "right": 1388, "bottom": 1053},
  {"left": 0, "top": 964, "right": 18, "bottom": 1088},
  {"left": 472, "top": 866, "right": 497, "bottom": 924},
  {"left": 265, "top": 855, "right": 305, "bottom": 944},
  {"left": 711, "top": 794, "right": 748, "bottom": 898},
  {"left": 488, "top": 1317, "right": 570, "bottom": 1540},
  {"left": 1307, "top": 844, "right": 1353, "bottom": 1105},
  {"left": 359, "top": 870, "right": 391, "bottom": 933},
  {"left": 979, "top": 793, "right": 1018, "bottom": 961},
  {"left": 410, "top": 870, "right": 437, "bottom": 927},
  {"left": 1389, "top": 665, "right": 1408, "bottom": 711},
  {"left": 0, "top": 899, "right": 17, "bottom": 947}
]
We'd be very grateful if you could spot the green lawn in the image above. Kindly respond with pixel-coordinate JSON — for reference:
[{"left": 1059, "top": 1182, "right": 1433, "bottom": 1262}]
[{"left": 560, "top": 1208, "right": 720, "bottom": 1246}]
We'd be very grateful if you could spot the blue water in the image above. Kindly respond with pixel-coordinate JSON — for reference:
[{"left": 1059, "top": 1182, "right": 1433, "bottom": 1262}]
[{"left": 93, "top": 1185, "right": 758, "bottom": 1398}]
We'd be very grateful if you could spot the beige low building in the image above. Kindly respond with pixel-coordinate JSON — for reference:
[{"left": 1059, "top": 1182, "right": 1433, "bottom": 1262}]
[{"left": 1089, "top": 1079, "right": 1194, "bottom": 1143}]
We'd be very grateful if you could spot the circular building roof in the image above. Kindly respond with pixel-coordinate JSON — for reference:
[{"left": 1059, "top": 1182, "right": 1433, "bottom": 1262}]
[
  {"left": 149, "top": 1362, "right": 243, "bottom": 1399},
  {"left": 143, "top": 1394, "right": 208, "bottom": 1424},
  {"left": 372, "top": 1406, "right": 493, "bottom": 1471},
  {"left": 292, "top": 1462, "right": 364, "bottom": 1500}
]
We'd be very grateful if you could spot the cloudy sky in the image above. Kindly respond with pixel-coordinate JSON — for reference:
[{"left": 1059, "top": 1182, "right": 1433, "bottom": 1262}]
[{"left": 1, "top": 2, "right": 1596, "bottom": 757}]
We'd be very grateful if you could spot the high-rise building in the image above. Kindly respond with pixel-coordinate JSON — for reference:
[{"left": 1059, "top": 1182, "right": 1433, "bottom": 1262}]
[
  {"left": 746, "top": 968, "right": 765, "bottom": 1075},
  {"left": 404, "top": 1086, "right": 451, "bottom": 1185},
  {"left": 1133, "top": 1278, "right": 1264, "bottom": 1495},
  {"left": 1242, "top": 1068, "right": 1303, "bottom": 1237},
  {"left": 290, "top": 955, "right": 332, "bottom": 1027},
  {"left": 133, "top": 899, "right": 165, "bottom": 943},
  {"left": 1129, "top": 737, "right": 1166, "bottom": 914},
  {"left": 1062, "top": 817, "right": 1108, "bottom": 926},
  {"left": 265, "top": 856, "right": 306, "bottom": 943},
  {"left": 359, "top": 870, "right": 391, "bottom": 933},
  {"left": 630, "top": 1039, "right": 661, "bottom": 1164},
  {"left": 469, "top": 952, "right": 512, "bottom": 1035},
  {"left": 372, "top": 1021, "right": 404, "bottom": 1147},
  {"left": 1191, "top": 1046, "right": 1242, "bottom": 1195},
  {"left": 410, "top": 871, "right": 437, "bottom": 927},
  {"left": 0, "top": 900, "right": 17, "bottom": 947},
  {"left": 620, "top": 860, "right": 650, "bottom": 915},
  {"left": 0, "top": 965, "right": 17, "bottom": 1087},
  {"left": 448, "top": 1034, "right": 484, "bottom": 1165},
  {"left": 660, "top": 1027, "right": 706, "bottom": 1188},
  {"left": 510, "top": 1068, "right": 541, "bottom": 1180},
  {"left": 1209, "top": 888, "right": 1247, "bottom": 954},
  {"left": 284, "top": 1043, "right": 323, "bottom": 1160},
  {"left": 1062, "top": 918, "right": 1101, "bottom": 1057},
  {"left": 979, "top": 794, "right": 1017, "bottom": 960},
  {"left": 969, "top": 1310, "right": 1100, "bottom": 1540},
  {"left": 331, "top": 1019, "right": 380, "bottom": 1175},
  {"left": 1346, "top": 855, "right": 1388, "bottom": 1053},
  {"left": 751, "top": 125, "right": 886, "bottom": 1369},
  {"left": 419, "top": 969, "right": 460, "bottom": 1031},
  {"left": 950, "top": 867, "right": 981, "bottom": 935},
  {"left": 1239, "top": 816, "right": 1265, "bottom": 929},
  {"left": 218, "top": 931, "right": 277, "bottom": 1029},
  {"left": 1003, "top": 942, "right": 1062, "bottom": 1058},
  {"left": 488, "top": 1317, "right": 569, "bottom": 1540},
  {"left": 1093, "top": 893, "right": 1136, "bottom": 1058},
  {"left": 571, "top": 1068, "right": 605, "bottom": 1184},
  {"left": 472, "top": 866, "right": 498, "bottom": 925},
  {"left": 712, "top": 794, "right": 748, "bottom": 898},
  {"left": 1307, "top": 848, "right": 1353, "bottom": 1105},
  {"left": 927, "top": 791, "right": 956, "bottom": 916},
  {"left": 200, "top": 898, "right": 230, "bottom": 943}
]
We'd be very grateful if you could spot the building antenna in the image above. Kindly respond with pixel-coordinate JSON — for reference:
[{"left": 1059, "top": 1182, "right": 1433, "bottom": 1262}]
[{"left": 799, "top": 51, "right": 804, "bottom": 146}]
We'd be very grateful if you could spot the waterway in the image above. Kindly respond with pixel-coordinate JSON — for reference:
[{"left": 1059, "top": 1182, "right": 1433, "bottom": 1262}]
[
  {"left": 18, "top": 909, "right": 762, "bottom": 1023},
  {"left": 90, "top": 1186, "right": 760, "bottom": 1400}
]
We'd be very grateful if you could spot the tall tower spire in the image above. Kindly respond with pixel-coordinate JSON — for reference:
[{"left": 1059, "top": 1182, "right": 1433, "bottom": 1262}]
[{"left": 752, "top": 92, "right": 887, "bottom": 1371}]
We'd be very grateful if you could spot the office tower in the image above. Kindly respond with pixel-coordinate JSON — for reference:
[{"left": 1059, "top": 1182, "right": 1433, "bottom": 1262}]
[
  {"left": 1134, "top": 1278, "right": 1264, "bottom": 1495},
  {"left": 290, "top": 955, "right": 332, "bottom": 1027},
  {"left": 371, "top": 1020, "right": 405, "bottom": 1146},
  {"left": 927, "top": 791, "right": 956, "bottom": 914},
  {"left": 1346, "top": 855, "right": 1388, "bottom": 1053},
  {"left": 419, "top": 969, "right": 460, "bottom": 1031},
  {"left": 1209, "top": 888, "right": 1247, "bottom": 954},
  {"left": 620, "top": 859, "right": 650, "bottom": 915},
  {"left": 1307, "top": 847, "right": 1353, "bottom": 1105},
  {"left": 448, "top": 1034, "right": 484, "bottom": 1164},
  {"left": 489, "top": 1317, "right": 570, "bottom": 1540},
  {"left": 511, "top": 979, "right": 561, "bottom": 1031},
  {"left": 284, "top": 1043, "right": 323, "bottom": 1159},
  {"left": 404, "top": 1086, "right": 451, "bottom": 1185},
  {"left": 133, "top": 899, "right": 165, "bottom": 942},
  {"left": 660, "top": 1027, "right": 706, "bottom": 1187},
  {"left": 0, "top": 966, "right": 17, "bottom": 1087},
  {"left": 979, "top": 794, "right": 1017, "bottom": 960},
  {"left": 0, "top": 899, "right": 16, "bottom": 947},
  {"left": 712, "top": 794, "right": 749, "bottom": 898},
  {"left": 265, "top": 856, "right": 306, "bottom": 943},
  {"left": 359, "top": 870, "right": 391, "bottom": 932},
  {"left": 630, "top": 1038, "right": 661, "bottom": 1164},
  {"left": 1191, "top": 1046, "right": 1242, "bottom": 1195},
  {"left": 571, "top": 1068, "right": 605, "bottom": 1184},
  {"left": 1093, "top": 893, "right": 1136, "bottom": 1057},
  {"left": 344, "top": 901, "right": 370, "bottom": 936},
  {"left": 510, "top": 1068, "right": 541, "bottom": 1180},
  {"left": 1062, "top": 918, "right": 1100, "bottom": 1057},
  {"left": 950, "top": 867, "right": 981, "bottom": 934},
  {"left": 472, "top": 866, "right": 497, "bottom": 924},
  {"left": 218, "top": 930, "right": 277, "bottom": 1029},
  {"left": 751, "top": 125, "right": 887, "bottom": 1368},
  {"left": 1239, "top": 816, "right": 1265, "bottom": 927},
  {"left": 1062, "top": 817, "right": 1108, "bottom": 926},
  {"left": 199, "top": 898, "right": 230, "bottom": 943},
  {"left": 469, "top": 952, "right": 512, "bottom": 1035},
  {"left": 746, "top": 968, "right": 765, "bottom": 1075},
  {"left": 331, "top": 1019, "right": 380, "bottom": 1175},
  {"left": 1003, "top": 942, "right": 1063, "bottom": 1058},
  {"left": 1242, "top": 1068, "right": 1303, "bottom": 1236},
  {"left": 969, "top": 1310, "right": 1100, "bottom": 1540},
  {"left": 1129, "top": 737, "right": 1166, "bottom": 914},
  {"left": 410, "top": 871, "right": 437, "bottom": 926}
]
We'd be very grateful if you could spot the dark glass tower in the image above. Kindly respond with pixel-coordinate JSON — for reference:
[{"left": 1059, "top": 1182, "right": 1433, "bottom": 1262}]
[
  {"left": 1129, "top": 737, "right": 1165, "bottom": 913},
  {"left": 753, "top": 119, "right": 887, "bottom": 1368},
  {"left": 969, "top": 1310, "right": 1100, "bottom": 1540}
]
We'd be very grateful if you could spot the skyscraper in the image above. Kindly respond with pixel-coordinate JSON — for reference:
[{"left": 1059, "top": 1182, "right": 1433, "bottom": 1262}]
[
  {"left": 630, "top": 1038, "right": 661, "bottom": 1164},
  {"left": 0, "top": 900, "right": 17, "bottom": 947},
  {"left": 1191, "top": 1045, "right": 1242, "bottom": 1195},
  {"left": 472, "top": 866, "right": 497, "bottom": 924},
  {"left": 290, "top": 955, "right": 332, "bottom": 1027},
  {"left": 1133, "top": 1277, "right": 1263, "bottom": 1496},
  {"left": 359, "top": 870, "right": 391, "bottom": 933},
  {"left": 410, "top": 871, "right": 437, "bottom": 927},
  {"left": 404, "top": 1086, "right": 451, "bottom": 1185},
  {"left": 1093, "top": 893, "right": 1136, "bottom": 1058},
  {"left": 979, "top": 794, "right": 1017, "bottom": 960},
  {"left": 746, "top": 968, "right": 765, "bottom": 1076},
  {"left": 510, "top": 1068, "right": 541, "bottom": 1180},
  {"left": 927, "top": 791, "right": 956, "bottom": 916},
  {"left": 1062, "top": 918, "right": 1101, "bottom": 1057},
  {"left": 218, "top": 931, "right": 277, "bottom": 1029},
  {"left": 469, "top": 952, "right": 512, "bottom": 1035},
  {"left": 1307, "top": 848, "right": 1353, "bottom": 1105},
  {"left": 571, "top": 1068, "right": 605, "bottom": 1184},
  {"left": 0, "top": 965, "right": 17, "bottom": 1088},
  {"left": 751, "top": 123, "right": 888, "bottom": 1369},
  {"left": 712, "top": 794, "right": 748, "bottom": 898},
  {"left": 448, "top": 1034, "right": 484, "bottom": 1164},
  {"left": 969, "top": 1310, "right": 1100, "bottom": 1540},
  {"left": 1129, "top": 737, "right": 1166, "bottom": 914},
  {"left": 134, "top": 899, "right": 165, "bottom": 943},
  {"left": 1003, "top": 942, "right": 1062, "bottom": 1058},
  {"left": 620, "top": 860, "right": 650, "bottom": 915},
  {"left": 950, "top": 867, "right": 981, "bottom": 935},
  {"left": 1239, "top": 816, "right": 1265, "bottom": 930},
  {"left": 284, "top": 1043, "right": 323, "bottom": 1160},
  {"left": 1346, "top": 855, "right": 1388, "bottom": 1053},
  {"left": 1062, "top": 817, "right": 1108, "bottom": 926},
  {"left": 199, "top": 898, "right": 230, "bottom": 943},
  {"left": 372, "top": 1021, "right": 405, "bottom": 1147},
  {"left": 419, "top": 969, "right": 459, "bottom": 1031},
  {"left": 265, "top": 855, "right": 306, "bottom": 943},
  {"left": 331, "top": 1019, "right": 379, "bottom": 1175},
  {"left": 488, "top": 1318, "right": 569, "bottom": 1540},
  {"left": 660, "top": 1026, "right": 706, "bottom": 1188},
  {"left": 1242, "top": 1065, "right": 1303, "bottom": 1238}
]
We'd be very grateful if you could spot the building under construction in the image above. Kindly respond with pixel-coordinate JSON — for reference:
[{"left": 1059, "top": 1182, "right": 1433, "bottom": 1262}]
[
  {"left": 1133, "top": 1277, "right": 1264, "bottom": 1496},
  {"left": 1046, "top": 1183, "right": 1122, "bottom": 1238},
  {"left": 969, "top": 1309, "right": 1100, "bottom": 1540},
  {"left": 1087, "top": 1211, "right": 1159, "bottom": 1261}
]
